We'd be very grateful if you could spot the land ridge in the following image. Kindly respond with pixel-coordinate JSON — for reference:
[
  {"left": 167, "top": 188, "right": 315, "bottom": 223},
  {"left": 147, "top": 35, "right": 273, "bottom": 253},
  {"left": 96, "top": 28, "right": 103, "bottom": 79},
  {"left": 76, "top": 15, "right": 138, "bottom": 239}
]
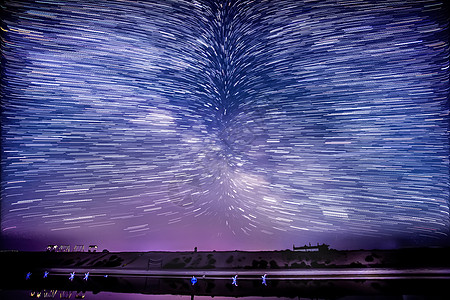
[{"left": 2, "top": 247, "right": 450, "bottom": 272}]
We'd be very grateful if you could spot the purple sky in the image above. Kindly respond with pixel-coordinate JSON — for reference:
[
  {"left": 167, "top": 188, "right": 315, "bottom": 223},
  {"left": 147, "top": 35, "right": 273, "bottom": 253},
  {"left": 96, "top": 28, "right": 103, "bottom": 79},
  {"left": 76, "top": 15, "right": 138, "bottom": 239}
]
[{"left": 1, "top": 0, "right": 449, "bottom": 251}]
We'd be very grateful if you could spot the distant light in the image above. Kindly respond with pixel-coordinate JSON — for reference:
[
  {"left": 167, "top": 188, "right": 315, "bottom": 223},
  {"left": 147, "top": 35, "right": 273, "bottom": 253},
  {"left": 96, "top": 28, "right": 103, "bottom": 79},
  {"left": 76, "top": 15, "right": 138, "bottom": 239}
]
[
  {"left": 69, "top": 272, "right": 75, "bottom": 281},
  {"left": 83, "top": 272, "right": 89, "bottom": 281},
  {"left": 43, "top": 271, "right": 49, "bottom": 278},
  {"left": 191, "top": 276, "right": 197, "bottom": 285},
  {"left": 262, "top": 274, "right": 267, "bottom": 286},
  {"left": 232, "top": 275, "right": 238, "bottom": 286},
  {"left": 26, "top": 272, "right": 31, "bottom": 280}
]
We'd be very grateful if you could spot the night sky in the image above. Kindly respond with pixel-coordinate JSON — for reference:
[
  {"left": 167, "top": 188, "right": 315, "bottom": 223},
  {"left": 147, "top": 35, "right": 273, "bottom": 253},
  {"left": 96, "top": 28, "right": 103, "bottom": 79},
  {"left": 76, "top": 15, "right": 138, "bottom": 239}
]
[{"left": 1, "top": 0, "right": 449, "bottom": 251}]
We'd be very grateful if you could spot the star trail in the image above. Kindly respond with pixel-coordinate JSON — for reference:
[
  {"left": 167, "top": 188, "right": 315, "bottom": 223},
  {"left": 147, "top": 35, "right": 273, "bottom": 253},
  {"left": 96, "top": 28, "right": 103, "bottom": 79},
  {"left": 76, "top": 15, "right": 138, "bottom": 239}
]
[{"left": 1, "top": 0, "right": 449, "bottom": 251}]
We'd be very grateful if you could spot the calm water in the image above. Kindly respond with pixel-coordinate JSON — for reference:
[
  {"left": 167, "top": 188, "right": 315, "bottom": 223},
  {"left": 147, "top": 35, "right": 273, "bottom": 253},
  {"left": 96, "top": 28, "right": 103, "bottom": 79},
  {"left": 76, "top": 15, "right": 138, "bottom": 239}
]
[
  {"left": 0, "top": 291, "right": 448, "bottom": 300},
  {"left": 1, "top": 272, "right": 448, "bottom": 300}
]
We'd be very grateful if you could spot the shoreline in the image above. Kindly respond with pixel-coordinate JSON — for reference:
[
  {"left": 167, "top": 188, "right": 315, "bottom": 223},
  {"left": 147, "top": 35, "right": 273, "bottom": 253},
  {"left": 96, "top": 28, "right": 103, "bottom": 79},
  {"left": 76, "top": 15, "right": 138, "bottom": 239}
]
[{"left": 2, "top": 248, "right": 450, "bottom": 298}]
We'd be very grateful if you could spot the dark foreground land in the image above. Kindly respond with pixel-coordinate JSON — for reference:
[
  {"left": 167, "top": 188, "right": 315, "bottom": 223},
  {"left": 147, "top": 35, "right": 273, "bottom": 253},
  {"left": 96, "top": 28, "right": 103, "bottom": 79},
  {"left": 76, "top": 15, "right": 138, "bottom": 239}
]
[{"left": 1, "top": 247, "right": 450, "bottom": 298}]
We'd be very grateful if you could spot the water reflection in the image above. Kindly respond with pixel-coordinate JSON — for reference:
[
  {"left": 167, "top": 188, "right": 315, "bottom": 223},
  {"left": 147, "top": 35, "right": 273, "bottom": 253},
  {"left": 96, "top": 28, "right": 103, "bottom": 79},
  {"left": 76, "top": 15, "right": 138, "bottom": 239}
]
[
  {"left": 0, "top": 290, "right": 448, "bottom": 300},
  {"left": 1, "top": 275, "right": 449, "bottom": 300}
]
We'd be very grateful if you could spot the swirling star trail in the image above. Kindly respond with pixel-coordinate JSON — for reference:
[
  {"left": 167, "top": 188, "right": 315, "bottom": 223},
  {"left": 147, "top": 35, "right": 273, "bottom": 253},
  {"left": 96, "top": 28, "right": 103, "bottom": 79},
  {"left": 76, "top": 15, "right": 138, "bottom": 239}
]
[{"left": 1, "top": 0, "right": 449, "bottom": 250}]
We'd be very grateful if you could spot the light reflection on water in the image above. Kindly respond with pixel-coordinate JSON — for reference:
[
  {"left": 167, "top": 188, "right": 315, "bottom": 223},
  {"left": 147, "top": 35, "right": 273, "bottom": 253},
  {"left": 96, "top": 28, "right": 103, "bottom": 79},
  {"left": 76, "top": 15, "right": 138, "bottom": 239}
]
[{"left": 0, "top": 292, "right": 296, "bottom": 300}]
